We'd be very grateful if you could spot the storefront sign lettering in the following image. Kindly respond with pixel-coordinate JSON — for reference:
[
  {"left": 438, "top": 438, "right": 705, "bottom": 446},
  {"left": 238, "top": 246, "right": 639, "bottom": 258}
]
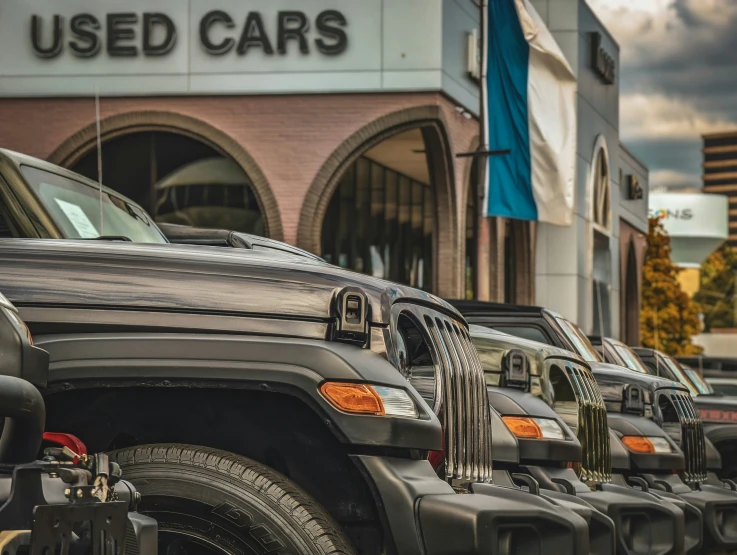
[
  {"left": 591, "top": 32, "right": 615, "bottom": 85},
  {"left": 198, "top": 10, "right": 347, "bottom": 56},
  {"left": 31, "top": 13, "right": 178, "bottom": 58},
  {"left": 649, "top": 208, "right": 694, "bottom": 221},
  {"left": 30, "top": 10, "right": 348, "bottom": 59}
]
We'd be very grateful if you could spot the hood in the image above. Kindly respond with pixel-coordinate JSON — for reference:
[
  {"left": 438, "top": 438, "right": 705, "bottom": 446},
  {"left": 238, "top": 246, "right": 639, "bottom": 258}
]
[
  {"left": 469, "top": 324, "right": 585, "bottom": 377},
  {"left": 0, "top": 239, "right": 461, "bottom": 327},
  {"left": 590, "top": 361, "right": 684, "bottom": 394}
]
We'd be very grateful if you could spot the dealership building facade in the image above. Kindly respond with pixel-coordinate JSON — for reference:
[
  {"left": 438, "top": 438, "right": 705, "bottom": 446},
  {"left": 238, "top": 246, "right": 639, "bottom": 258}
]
[{"left": 0, "top": 0, "right": 648, "bottom": 341}]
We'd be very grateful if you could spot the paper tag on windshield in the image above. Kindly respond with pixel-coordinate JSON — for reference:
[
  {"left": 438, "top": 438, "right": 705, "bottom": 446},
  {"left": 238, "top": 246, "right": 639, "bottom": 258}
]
[{"left": 54, "top": 198, "right": 99, "bottom": 238}]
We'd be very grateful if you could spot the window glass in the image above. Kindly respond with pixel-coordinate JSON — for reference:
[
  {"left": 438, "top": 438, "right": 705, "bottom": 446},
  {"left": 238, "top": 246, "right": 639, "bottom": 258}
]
[
  {"left": 612, "top": 343, "right": 649, "bottom": 374},
  {"left": 555, "top": 317, "right": 603, "bottom": 362},
  {"left": 22, "top": 165, "right": 166, "bottom": 243},
  {"left": 709, "top": 381, "right": 737, "bottom": 396},
  {"left": 492, "top": 325, "right": 549, "bottom": 345},
  {"left": 682, "top": 366, "right": 714, "bottom": 395},
  {"left": 661, "top": 356, "right": 700, "bottom": 396},
  {"left": 321, "top": 155, "right": 434, "bottom": 291}
]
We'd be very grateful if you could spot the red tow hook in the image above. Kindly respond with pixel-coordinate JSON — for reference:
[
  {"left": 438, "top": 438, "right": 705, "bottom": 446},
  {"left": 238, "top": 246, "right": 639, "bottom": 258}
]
[
  {"left": 43, "top": 432, "right": 88, "bottom": 456},
  {"left": 428, "top": 431, "right": 445, "bottom": 470}
]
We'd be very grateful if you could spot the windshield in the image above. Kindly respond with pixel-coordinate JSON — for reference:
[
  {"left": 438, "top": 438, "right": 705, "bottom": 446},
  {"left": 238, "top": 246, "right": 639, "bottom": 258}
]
[
  {"left": 611, "top": 343, "right": 649, "bottom": 374},
  {"left": 661, "top": 355, "right": 700, "bottom": 396},
  {"left": 555, "top": 317, "right": 602, "bottom": 362},
  {"left": 22, "top": 165, "right": 167, "bottom": 243},
  {"left": 682, "top": 366, "right": 714, "bottom": 396}
]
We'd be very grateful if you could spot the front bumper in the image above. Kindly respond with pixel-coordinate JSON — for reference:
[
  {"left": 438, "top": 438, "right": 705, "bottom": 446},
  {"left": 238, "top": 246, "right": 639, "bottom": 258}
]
[
  {"left": 638, "top": 473, "right": 737, "bottom": 553},
  {"left": 493, "top": 469, "right": 616, "bottom": 555},
  {"left": 352, "top": 455, "right": 590, "bottom": 555},
  {"left": 525, "top": 466, "right": 688, "bottom": 555}
]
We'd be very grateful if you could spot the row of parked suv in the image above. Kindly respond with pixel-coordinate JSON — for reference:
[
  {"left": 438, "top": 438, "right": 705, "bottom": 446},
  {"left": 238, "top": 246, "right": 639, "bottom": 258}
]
[{"left": 2, "top": 148, "right": 737, "bottom": 554}]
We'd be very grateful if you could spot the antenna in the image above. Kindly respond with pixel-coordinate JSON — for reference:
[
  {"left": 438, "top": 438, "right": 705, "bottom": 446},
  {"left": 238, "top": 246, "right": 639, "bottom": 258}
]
[
  {"left": 95, "top": 84, "right": 104, "bottom": 236},
  {"left": 653, "top": 308, "right": 660, "bottom": 354}
]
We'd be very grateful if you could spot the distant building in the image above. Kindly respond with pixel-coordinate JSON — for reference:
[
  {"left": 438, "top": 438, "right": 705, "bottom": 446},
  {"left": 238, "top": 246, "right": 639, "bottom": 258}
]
[
  {"left": 0, "top": 0, "right": 647, "bottom": 342},
  {"left": 703, "top": 132, "right": 737, "bottom": 246},
  {"left": 648, "top": 192, "right": 728, "bottom": 297}
]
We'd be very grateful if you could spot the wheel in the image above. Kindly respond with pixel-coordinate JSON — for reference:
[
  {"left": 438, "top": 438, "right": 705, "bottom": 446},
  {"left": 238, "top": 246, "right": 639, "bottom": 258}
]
[{"left": 111, "top": 444, "right": 356, "bottom": 555}]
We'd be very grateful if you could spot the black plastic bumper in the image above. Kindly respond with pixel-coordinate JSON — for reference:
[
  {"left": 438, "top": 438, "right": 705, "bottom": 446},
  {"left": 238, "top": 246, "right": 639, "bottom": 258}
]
[
  {"left": 352, "top": 455, "right": 590, "bottom": 555},
  {"left": 637, "top": 473, "right": 737, "bottom": 553},
  {"left": 525, "top": 466, "right": 687, "bottom": 555},
  {"left": 639, "top": 488, "right": 702, "bottom": 555},
  {"left": 493, "top": 470, "right": 616, "bottom": 555}
]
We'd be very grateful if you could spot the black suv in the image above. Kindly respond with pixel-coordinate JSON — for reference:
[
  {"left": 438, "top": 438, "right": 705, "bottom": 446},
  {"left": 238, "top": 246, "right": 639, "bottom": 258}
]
[
  {"left": 449, "top": 301, "right": 737, "bottom": 553},
  {"left": 468, "top": 325, "right": 693, "bottom": 555},
  {"left": 0, "top": 236, "right": 595, "bottom": 555},
  {"left": 633, "top": 346, "right": 737, "bottom": 481}
]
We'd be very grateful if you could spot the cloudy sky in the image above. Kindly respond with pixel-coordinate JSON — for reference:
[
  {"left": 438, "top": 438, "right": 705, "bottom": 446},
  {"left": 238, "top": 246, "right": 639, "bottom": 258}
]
[{"left": 587, "top": 0, "right": 737, "bottom": 190}]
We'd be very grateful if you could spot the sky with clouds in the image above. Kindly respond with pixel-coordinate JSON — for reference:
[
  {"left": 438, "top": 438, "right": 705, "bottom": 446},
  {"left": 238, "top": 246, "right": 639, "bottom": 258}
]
[{"left": 587, "top": 0, "right": 737, "bottom": 190}]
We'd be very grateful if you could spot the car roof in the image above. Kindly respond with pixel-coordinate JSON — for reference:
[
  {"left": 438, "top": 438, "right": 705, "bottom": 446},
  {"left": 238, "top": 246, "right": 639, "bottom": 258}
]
[
  {"left": 0, "top": 148, "right": 134, "bottom": 203},
  {"left": 0, "top": 239, "right": 461, "bottom": 326},
  {"left": 448, "top": 300, "right": 561, "bottom": 318}
]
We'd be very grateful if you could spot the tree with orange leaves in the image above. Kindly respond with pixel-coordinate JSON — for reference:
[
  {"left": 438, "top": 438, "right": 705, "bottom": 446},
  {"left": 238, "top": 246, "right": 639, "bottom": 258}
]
[{"left": 640, "top": 217, "right": 703, "bottom": 356}]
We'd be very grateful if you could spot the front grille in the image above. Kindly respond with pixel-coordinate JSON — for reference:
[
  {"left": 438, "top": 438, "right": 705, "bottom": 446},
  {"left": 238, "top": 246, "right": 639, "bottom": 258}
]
[
  {"left": 663, "top": 391, "right": 707, "bottom": 484},
  {"left": 424, "top": 314, "right": 493, "bottom": 483},
  {"left": 553, "top": 361, "right": 612, "bottom": 483}
]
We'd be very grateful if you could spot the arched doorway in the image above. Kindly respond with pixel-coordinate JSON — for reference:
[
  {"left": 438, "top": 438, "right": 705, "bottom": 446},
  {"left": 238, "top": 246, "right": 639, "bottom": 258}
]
[
  {"left": 69, "top": 131, "right": 265, "bottom": 236},
  {"left": 502, "top": 218, "right": 534, "bottom": 304},
  {"left": 624, "top": 240, "right": 639, "bottom": 345},
  {"left": 301, "top": 106, "right": 457, "bottom": 295},
  {"left": 320, "top": 129, "right": 436, "bottom": 291},
  {"left": 465, "top": 159, "right": 479, "bottom": 299},
  {"left": 591, "top": 135, "right": 613, "bottom": 336}
]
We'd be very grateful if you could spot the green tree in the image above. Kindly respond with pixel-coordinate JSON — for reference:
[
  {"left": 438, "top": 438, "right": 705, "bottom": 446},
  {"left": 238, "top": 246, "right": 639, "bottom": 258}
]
[
  {"left": 694, "top": 243, "right": 737, "bottom": 331},
  {"left": 640, "top": 217, "right": 703, "bottom": 356}
]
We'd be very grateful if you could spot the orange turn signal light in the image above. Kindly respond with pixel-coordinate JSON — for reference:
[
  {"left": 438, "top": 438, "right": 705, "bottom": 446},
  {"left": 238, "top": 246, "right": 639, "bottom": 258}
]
[
  {"left": 502, "top": 417, "right": 543, "bottom": 439},
  {"left": 319, "top": 382, "right": 385, "bottom": 415},
  {"left": 621, "top": 436, "right": 655, "bottom": 454}
]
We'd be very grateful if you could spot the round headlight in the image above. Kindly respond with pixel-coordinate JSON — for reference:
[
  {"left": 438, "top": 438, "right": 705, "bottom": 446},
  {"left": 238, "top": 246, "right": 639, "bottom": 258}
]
[
  {"left": 396, "top": 316, "right": 441, "bottom": 414},
  {"left": 407, "top": 363, "right": 441, "bottom": 413}
]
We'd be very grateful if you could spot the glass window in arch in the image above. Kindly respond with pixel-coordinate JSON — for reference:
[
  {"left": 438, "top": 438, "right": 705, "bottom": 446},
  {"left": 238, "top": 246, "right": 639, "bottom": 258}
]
[
  {"left": 593, "top": 148, "right": 611, "bottom": 231},
  {"left": 321, "top": 157, "right": 435, "bottom": 291}
]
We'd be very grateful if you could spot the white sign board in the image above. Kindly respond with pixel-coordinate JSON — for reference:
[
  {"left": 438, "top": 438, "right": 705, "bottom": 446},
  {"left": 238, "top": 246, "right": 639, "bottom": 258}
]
[
  {"left": 649, "top": 193, "right": 729, "bottom": 266},
  {"left": 0, "top": 0, "right": 448, "bottom": 97}
]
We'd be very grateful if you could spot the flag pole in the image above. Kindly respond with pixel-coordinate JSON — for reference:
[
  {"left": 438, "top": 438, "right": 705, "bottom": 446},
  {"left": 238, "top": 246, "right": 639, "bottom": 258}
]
[
  {"left": 475, "top": 0, "right": 490, "bottom": 300},
  {"left": 457, "top": 0, "right": 509, "bottom": 300}
]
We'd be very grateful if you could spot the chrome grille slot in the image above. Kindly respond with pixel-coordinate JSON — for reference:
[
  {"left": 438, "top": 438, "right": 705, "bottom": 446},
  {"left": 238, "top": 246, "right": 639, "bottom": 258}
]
[
  {"left": 422, "top": 313, "right": 492, "bottom": 483},
  {"left": 554, "top": 361, "right": 612, "bottom": 483},
  {"left": 666, "top": 391, "right": 707, "bottom": 484}
]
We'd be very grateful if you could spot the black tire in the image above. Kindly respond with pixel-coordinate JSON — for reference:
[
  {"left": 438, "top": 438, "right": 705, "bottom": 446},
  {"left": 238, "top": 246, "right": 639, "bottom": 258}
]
[{"left": 111, "top": 444, "right": 357, "bottom": 555}]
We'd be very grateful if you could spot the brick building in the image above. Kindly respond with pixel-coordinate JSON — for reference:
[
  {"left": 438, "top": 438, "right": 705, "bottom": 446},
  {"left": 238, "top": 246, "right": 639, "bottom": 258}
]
[
  {"left": 702, "top": 132, "right": 737, "bottom": 246},
  {"left": 0, "top": 0, "right": 648, "bottom": 341}
]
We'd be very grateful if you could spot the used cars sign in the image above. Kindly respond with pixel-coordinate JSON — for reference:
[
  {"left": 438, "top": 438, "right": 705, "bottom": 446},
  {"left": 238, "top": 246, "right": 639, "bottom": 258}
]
[{"left": 30, "top": 10, "right": 348, "bottom": 59}]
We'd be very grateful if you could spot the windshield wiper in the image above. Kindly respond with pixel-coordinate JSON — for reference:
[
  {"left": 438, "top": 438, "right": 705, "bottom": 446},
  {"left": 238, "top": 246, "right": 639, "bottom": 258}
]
[{"left": 84, "top": 236, "right": 133, "bottom": 242}]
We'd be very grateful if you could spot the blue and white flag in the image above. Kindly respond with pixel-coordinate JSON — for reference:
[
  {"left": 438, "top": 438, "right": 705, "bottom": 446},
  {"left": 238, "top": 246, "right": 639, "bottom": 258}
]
[{"left": 482, "top": 0, "right": 577, "bottom": 226}]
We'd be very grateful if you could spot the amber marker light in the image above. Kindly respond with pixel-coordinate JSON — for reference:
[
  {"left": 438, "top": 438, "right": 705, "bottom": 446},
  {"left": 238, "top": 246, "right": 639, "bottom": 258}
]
[
  {"left": 503, "top": 417, "right": 543, "bottom": 439},
  {"left": 621, "top": 436, "right": 672, "bottom": 454},
  {"left": 320, "top": 383, "right": 385, "bottom": 415},
  {"left": 502, "top": 416, "right": 566, "bottom": 440}
]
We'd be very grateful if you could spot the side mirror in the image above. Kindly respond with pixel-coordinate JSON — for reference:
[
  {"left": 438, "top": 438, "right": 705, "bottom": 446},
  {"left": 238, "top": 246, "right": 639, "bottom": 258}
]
[{"left": 0, "top": 293, "right": 49, "bottom": 387}]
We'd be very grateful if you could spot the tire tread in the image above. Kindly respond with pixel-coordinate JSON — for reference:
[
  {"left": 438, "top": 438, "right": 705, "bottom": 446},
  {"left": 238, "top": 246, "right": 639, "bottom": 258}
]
[{"left": 112, "top": 444, "right": 356, "bottom": 555}]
